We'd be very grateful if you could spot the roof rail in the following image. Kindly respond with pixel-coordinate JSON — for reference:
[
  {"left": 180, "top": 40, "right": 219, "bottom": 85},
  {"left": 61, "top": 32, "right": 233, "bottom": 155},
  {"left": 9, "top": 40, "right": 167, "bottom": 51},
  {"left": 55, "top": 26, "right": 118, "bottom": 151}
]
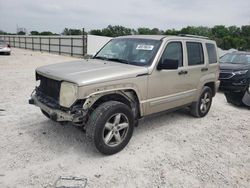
[{"left": 178, "top": 34, "right": 209, "bottom": 39}]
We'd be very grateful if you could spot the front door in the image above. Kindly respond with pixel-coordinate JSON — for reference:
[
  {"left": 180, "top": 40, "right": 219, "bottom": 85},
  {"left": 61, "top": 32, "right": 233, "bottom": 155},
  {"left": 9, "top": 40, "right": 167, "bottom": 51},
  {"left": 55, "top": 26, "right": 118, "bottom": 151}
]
[{"left": 146, "top": 40, "right": 195, "bottom": 115}]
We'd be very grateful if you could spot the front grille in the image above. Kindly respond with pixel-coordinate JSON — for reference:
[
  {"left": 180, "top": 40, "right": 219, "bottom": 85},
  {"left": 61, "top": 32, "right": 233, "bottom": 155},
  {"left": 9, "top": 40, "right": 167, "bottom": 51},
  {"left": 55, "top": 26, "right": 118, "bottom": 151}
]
[
  {"left": 37, "top": 74, "right": 61, "bottom": 101},
  {"left": 219, "top": 72, "right": 234, "bottom": 79}
]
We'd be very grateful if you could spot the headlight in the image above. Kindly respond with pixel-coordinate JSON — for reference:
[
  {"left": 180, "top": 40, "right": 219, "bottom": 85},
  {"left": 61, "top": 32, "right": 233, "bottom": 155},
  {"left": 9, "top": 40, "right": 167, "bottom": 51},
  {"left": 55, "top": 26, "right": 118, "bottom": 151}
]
[
  {"left": 59, "top": 81, "right": 78, "bottom": 107},
  {"left": 234, "top": 70, "right": 248, "bottom": 75}
]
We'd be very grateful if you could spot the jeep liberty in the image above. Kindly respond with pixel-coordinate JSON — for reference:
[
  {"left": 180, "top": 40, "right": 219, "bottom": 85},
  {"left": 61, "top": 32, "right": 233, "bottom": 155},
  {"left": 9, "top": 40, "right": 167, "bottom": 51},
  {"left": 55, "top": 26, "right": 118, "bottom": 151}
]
[{"left": 29, "top": 35, "right": 220, "bottom": 155}]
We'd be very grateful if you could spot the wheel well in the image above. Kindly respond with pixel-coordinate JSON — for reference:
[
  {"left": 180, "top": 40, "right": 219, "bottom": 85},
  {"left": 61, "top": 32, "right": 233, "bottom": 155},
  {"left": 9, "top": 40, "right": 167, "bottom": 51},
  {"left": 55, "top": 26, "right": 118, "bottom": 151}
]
[
  {"left": 90, "top": 90, "right": 141, "bottom": 118},
  {"left": 204, "top": 82, "right": 216, "bottom": 97}
]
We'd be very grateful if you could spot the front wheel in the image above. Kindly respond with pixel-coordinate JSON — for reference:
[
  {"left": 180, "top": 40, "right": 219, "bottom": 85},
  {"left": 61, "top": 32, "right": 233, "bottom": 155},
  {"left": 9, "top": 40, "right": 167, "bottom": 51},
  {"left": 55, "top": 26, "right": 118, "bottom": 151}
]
[
  {"left": 190, "top": 86, "right": 213, "bottom": 117},
  {"left": 86, "top": 101, "right": 134, "bottom": 155}
]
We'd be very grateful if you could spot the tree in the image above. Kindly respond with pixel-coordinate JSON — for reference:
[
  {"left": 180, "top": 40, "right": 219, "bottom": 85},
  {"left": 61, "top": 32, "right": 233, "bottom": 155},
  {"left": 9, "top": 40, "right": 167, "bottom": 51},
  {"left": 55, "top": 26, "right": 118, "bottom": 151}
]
[
  {"left": 0, "top": 30, "right": 7, "bottom": 35},
  {"left": 89, "top": 29, "right": 102, "bottom": 36},
  {"left": 17, "top": 31, "right": 26, "bottom": 35},
  {"left": 62, "top": 28, "right": 83, "bottom": 35},
  {"left": 89, "top": 25, "right": 132, "bottom": 37},
  {"left": 40, "top": 31, "right": 55, "bottom": 35},
  {"left": 30, "top": 31, "right": 40, "bottom": 35}
]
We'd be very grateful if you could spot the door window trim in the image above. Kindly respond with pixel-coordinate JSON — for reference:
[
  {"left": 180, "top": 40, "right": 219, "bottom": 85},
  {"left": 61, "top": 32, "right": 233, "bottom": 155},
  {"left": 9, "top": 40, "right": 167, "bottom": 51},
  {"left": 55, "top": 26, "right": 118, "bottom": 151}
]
[
  {"left": 186, "top": 42, "right": 204, "bottom": 66},
  {"left": 158, "top": 41, "right": 184, "bottom": 68}
]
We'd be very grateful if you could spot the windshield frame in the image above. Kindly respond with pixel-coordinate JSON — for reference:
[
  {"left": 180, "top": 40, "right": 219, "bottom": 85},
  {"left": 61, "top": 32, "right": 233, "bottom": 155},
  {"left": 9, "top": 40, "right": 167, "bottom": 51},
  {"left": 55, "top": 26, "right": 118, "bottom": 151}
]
[{"left": 93, "top": 38, "right": 162, "bottom": 67}]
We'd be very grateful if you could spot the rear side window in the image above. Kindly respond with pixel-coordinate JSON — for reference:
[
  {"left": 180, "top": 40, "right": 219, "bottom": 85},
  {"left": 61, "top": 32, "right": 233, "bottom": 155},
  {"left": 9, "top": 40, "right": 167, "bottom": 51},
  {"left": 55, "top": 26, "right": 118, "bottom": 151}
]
[
  {"left": 186, "top": 42, "right": 204, "bottom": 66},
  {"left": 161, "top": 42, "right": 183, "bottom": 67},
  {"left": 206, "top": 43, "right": 217, "bottom": 64}
]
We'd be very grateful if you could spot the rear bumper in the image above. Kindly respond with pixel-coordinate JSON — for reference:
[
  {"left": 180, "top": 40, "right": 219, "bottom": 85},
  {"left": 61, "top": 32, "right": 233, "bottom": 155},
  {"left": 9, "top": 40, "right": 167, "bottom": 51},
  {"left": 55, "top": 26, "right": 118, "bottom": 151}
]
[{"left": 29, "top": 94, "right": 85, "bottom": 122}]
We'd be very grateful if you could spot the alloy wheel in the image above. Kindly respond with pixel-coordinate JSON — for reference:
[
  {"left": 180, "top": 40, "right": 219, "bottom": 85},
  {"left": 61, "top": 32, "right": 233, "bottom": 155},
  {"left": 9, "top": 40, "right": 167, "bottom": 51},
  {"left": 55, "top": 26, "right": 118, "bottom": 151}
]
[
  {"left": 200, "top": 92, "right": 211, "bottom": 113},
  {"left": 102, "top": 113, "right": 129, "bottom": 147}
]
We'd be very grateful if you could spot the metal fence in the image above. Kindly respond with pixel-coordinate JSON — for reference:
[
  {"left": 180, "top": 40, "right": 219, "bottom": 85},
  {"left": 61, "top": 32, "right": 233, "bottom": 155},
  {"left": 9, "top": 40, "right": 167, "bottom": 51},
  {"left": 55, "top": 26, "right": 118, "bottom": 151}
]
[{"left": 0, "top": 35, "right": 87, "bottom": 57}]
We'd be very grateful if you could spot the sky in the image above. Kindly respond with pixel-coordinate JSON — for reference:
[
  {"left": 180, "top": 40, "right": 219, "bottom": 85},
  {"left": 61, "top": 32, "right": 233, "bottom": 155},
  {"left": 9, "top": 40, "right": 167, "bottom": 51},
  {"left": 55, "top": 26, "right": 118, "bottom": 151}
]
[{"left": 0, "top": 0, "right": 250, "bottom": 33}]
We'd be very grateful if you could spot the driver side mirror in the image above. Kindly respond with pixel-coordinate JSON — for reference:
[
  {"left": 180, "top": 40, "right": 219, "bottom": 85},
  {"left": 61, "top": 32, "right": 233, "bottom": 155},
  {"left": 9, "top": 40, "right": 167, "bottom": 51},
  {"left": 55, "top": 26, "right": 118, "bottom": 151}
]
[{"left": 157, "top": 59, "right": 179, "bottom": 70}]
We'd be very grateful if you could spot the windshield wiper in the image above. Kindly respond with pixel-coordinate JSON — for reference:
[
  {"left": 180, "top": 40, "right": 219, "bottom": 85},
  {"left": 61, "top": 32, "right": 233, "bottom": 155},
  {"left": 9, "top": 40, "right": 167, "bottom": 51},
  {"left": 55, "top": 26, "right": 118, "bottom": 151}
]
[
  {"left": 94, "top": 56, "right": 129, "bottom": 64},
  {"left": 94, "top": 56, "right": 109, "bottom": 61},
  {"left": 107, "top": 58, "right": 130, "bottom": 64}
]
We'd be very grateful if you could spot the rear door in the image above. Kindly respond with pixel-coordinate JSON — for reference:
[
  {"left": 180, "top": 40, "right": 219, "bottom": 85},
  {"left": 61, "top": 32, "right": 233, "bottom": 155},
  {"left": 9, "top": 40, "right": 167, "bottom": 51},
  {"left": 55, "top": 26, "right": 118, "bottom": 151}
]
[{"left": 184, "top": 41, "right": 207, "bottom": 100}]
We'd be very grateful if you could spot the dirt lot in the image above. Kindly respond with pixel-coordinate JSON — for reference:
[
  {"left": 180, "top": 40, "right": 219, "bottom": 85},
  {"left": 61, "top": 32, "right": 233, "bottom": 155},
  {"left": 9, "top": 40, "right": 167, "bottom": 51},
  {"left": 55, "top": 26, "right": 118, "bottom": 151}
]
[{"left": 0, "top": 48, "right": 249, "bottom": 188}]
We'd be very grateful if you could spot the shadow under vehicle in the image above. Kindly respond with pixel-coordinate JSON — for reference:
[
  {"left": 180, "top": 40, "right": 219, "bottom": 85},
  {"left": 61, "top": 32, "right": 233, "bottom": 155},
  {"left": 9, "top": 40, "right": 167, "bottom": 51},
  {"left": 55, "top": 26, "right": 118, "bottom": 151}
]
[{"left": 219, "top": 51, "right": 250, "bottom": 107}]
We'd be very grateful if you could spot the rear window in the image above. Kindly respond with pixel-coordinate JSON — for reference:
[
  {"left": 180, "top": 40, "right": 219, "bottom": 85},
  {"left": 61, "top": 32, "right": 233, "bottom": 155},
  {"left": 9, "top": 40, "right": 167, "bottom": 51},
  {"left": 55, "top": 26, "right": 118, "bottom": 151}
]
[
  {"left": 206, "top": 43, "right": 217, "bottom": 64},
  {"left": 186, "top": 42, "right": 204, "bottom": 66}
]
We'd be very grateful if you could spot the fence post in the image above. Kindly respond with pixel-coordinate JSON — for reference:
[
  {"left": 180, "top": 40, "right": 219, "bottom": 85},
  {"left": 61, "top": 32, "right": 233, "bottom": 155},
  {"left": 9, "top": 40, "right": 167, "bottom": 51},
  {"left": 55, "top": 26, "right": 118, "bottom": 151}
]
[
  {"left": 32, "top": 37, "right": 34, "bottom": 50},
  {"left": 24, "top": 37, "right": 27, "bottom": 49},
  {"left": 49, "top": 37, "right": 50, "bottom": 53},
  {"left": 82, "top": 28, "right": 85, "bottom": 57},
  {"left": 59, "top": 37, "right": 61, "bottom": 55},
  {"left": 39, "top": 37, "right": 41, "bottom": 51},
  {"left": 71, "top": 37, "right": 73, "bottom": 56},
  {"left": 19, "top": 36, "right": 21, "bottom": 48}
]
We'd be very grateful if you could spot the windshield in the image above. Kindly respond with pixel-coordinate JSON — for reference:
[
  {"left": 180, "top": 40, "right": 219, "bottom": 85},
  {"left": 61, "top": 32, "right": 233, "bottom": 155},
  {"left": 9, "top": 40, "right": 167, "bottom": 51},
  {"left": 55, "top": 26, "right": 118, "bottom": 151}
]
[
  {"left": 220, "top": 53, "right": 250, "bottom": 64},
  {"left": 94, "top": 38, "right": 162, "bottom": 66}
]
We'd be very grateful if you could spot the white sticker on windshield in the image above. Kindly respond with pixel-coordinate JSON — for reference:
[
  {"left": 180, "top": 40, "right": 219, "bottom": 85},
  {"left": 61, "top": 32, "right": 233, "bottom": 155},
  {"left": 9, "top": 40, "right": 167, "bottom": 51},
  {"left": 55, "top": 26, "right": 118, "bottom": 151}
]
[{"left": 136, "top": 45, "right": 154, "bottom": 50}]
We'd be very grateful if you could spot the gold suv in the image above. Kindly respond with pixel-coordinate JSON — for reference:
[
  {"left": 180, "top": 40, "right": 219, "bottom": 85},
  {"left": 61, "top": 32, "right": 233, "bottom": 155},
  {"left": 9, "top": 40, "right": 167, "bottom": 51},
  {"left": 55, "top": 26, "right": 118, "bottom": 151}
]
[{"left": 29, "top": 35, "right": 220, "bottom": 155}]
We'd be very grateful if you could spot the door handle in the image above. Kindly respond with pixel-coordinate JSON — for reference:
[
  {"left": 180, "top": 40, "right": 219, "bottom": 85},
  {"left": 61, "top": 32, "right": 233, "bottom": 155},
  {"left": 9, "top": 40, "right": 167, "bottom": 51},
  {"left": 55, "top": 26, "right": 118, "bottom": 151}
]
[
  {"left": 201, "top": 68, "right": 208, "bottom": 72},
  {"left": 178, "top": 70, "right": 188, "bottom": 75}
]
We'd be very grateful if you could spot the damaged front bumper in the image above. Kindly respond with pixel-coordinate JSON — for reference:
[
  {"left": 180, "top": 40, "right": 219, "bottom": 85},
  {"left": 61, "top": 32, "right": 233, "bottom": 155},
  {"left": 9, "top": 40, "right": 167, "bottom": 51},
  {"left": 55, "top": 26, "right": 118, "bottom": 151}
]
[{"left": 29, "top": 93, "right": 87, "bottom": 123}]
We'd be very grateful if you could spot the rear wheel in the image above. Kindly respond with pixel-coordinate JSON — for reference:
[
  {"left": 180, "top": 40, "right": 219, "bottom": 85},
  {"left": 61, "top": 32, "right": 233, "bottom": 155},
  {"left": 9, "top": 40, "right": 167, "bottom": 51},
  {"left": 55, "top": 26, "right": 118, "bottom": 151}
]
[
  {"left": 86, "top": 101, "right": 134, "bottom": 155},
  {"left": 190, "top": 86, "right": 213, "bottom": 117}
]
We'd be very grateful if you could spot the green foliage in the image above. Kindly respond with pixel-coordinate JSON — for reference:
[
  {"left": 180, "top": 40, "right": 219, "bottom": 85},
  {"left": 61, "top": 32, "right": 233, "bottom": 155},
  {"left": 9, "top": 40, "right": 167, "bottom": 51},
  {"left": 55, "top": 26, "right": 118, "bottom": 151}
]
[
  {"left": 17, "top": 31, "right": 26, "bottom": 35},
  {"left": 0, "top": 30, "right": 8, "bottom": 35},
  {"left": 137, "top": 27, "right": 163, "bottom": 35},
  {"left": 29, "top": 31, "right": 58, "bottom": 35},
  {"left": 30, "top": 31, "right": 40, "bottom": 35},
  {"left": 89, "top": 24, "right": 250, "bottom": 50},
  {"left": 41, "top": 31, "right": 58, "bottom": 35},
  {"left": 90, "top": 25, "right": 132, "bottom": 37},
  {"left": 62, "top": 28, "right": 84, "bottom": 35}
]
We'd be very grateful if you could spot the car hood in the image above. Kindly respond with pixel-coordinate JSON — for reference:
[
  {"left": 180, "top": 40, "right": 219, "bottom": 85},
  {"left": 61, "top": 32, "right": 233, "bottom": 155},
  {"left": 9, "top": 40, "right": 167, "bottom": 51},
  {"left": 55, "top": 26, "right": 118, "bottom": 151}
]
[
  {"left": 36, "top": 59, "right": 149, "bottom": 86},
  {"left": 219, "top": 63, "right": 250, "bottom": 71}
]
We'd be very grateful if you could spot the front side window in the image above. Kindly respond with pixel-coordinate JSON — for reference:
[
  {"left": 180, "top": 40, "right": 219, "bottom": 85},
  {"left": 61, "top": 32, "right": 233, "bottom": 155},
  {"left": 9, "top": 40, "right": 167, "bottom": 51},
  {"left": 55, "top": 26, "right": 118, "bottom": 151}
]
[
  {"left": 187, "top": 42, "right": 204, "bottom": 66},
  {"left": 94, "top": 38, "right": 162, "bottom": 66},
  {"left": 206, "top": 43, "right": 217, "bottom": 64},
  {"left": 160, "top": 42, "right": 183, "bottom": 67}
]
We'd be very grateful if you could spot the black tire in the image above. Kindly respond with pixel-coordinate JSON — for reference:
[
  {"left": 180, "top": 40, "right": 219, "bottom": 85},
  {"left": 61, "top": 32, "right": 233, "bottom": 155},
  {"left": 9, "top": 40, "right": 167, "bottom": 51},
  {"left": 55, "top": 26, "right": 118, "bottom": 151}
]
[
  {"left": 41, "top": 109, "right": 50, "bottom": 119},
  {"left": 190, "top": 86, "right": 213, "bottom": 117},
  {"left": 86, "top": 101, "right": 134, "bottom": 155}
]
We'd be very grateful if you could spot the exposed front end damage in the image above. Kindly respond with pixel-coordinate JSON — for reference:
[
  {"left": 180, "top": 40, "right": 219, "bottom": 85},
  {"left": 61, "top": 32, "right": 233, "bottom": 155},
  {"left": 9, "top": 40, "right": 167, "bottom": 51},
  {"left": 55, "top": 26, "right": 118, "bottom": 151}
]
[
  {"left": 29, "top": 90, "right": 87, "bottom": 123},
  {"left": 29, "top": 71, "right": 141, "bottom": 126}
]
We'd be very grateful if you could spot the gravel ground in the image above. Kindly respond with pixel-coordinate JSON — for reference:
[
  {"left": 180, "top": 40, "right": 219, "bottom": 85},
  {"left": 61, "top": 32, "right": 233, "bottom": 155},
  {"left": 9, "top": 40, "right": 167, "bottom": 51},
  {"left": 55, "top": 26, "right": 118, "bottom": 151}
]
[{"left": 0, "top": 48, "right": 249, "bottom": 188}]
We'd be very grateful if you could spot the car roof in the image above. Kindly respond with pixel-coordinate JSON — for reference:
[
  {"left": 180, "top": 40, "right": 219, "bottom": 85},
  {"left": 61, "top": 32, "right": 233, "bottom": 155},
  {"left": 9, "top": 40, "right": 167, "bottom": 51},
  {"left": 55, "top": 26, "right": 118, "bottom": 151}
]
[
  {"left": 116, "top": 35, "right": 166, "bottom": 40},
  {"left": 115, "top": 35, "right": 215, "bottom": 43}
]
